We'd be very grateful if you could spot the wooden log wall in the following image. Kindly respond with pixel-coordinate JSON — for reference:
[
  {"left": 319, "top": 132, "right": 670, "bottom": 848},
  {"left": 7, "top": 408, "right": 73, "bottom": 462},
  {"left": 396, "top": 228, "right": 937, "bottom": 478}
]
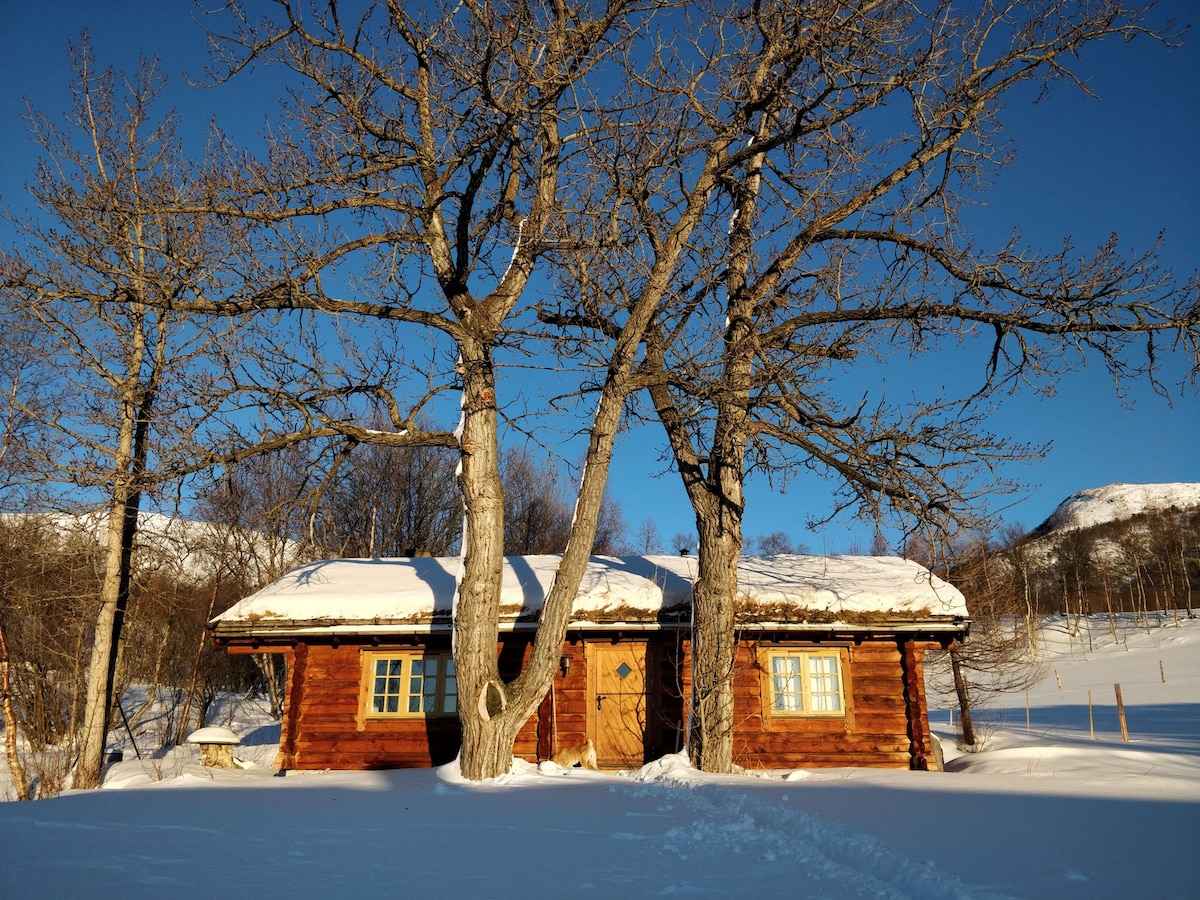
[
  {"left": 279, "top": 638, "right": 542, "bottom": 770},
  {"left": 541, "top": 639, "right": 589, "bottom": 759},
  {"left": 728, "top": 639, "right": 935, "bottom": 770},
  {"left": 901, "top": 639, "right": 932, "bottom": 770},
  {"left": 265, "top": 632, "right": 938, "bottom": 772}
]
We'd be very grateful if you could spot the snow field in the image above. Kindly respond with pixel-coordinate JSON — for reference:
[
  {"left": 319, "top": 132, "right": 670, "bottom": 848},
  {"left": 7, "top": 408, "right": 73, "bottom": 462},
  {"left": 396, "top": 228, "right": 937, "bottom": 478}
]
[{"left": 1, "top": 614, "right": 1197, "bottom": 899}]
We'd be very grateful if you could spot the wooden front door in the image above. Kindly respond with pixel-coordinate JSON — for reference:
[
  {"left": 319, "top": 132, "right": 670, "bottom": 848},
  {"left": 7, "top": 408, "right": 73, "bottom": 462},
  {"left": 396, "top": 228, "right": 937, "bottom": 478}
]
[{"left": 588, "top": 642, "right": 649, "bottom": 769}]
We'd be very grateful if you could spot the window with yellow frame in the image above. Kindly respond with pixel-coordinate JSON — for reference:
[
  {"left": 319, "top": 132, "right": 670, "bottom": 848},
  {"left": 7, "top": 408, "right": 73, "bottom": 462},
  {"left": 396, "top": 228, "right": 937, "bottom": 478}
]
[
  {"left": 765, "top": 649, "right": 846, "bottom": 717},
  {"left": 363, "top": 652, "right": 458, "bottom": 718}
]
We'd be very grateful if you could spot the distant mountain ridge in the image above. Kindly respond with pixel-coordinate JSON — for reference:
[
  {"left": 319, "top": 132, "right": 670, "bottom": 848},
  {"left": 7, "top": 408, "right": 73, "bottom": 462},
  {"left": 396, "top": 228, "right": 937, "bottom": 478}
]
[{"left": 1031, "top": 482, "right": 1200, "bottom": 539}]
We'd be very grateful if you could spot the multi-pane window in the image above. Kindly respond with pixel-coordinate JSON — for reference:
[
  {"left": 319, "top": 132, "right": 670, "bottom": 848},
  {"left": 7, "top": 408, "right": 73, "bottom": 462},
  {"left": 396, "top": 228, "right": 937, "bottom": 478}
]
[
  {"left": 366, "top": 653, "right": 457, "bottom": 718},
  {"left": 767, "top": 651, "right": 845, "bottom": 717}
]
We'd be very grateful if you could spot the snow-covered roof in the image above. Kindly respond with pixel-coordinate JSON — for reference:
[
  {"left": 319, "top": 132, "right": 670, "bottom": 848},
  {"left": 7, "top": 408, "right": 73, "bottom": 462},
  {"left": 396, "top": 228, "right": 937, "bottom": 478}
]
[{"left": 211, "top": 554, "right": 966, "bottom": 636}]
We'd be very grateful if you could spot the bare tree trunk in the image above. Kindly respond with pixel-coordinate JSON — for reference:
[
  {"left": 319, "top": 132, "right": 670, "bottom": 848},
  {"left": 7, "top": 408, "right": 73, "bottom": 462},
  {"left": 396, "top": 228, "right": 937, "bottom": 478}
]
[
  {"left": 78, "top": 328, "right": 157, "bottom": 788},
  {"left": 672, "top": 114, "right": 764, "bottom": 775},
  {"left": 75, "top": 489, "right": 141, "bottom": 789},
  {"left": 688, "top": 519, "right": 740, "bottom": 773},
  {"left": 129, "top": 618, "right": 173, "bottom": 730},
  {"left": 0, "top": 620, "right": 31, "bottom": 801},
  {"left": 177, "top": 581, "right": 224, "bottom": 745},
  {"left": 454, "top": 340, "right": 521, "bottom": 781},
  {"left": 949, "top": 643, "right": 977, "bottom": 748}
]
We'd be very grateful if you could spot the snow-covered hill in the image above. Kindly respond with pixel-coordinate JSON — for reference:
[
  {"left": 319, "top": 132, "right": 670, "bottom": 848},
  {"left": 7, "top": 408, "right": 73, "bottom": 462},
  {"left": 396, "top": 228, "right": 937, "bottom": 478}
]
[
  {"left": 1031, "top": 482, "right": 1200, "bottom": 537},
  {"left": 0, "top": 509, "right": 302, "bottom": 584}
]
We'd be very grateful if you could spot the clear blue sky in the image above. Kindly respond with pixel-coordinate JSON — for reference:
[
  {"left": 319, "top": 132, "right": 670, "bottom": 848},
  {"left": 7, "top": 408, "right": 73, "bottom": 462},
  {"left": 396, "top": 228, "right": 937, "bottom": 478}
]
[{"left": 2, "top": 1, "right": 1197, "bottom": 552}]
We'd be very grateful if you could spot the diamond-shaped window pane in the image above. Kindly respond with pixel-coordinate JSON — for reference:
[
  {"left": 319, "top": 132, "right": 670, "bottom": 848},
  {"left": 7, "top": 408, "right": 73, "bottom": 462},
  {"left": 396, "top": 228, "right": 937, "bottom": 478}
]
[{"left": 615, "top": 662, "right": 633, "bottom": 679}]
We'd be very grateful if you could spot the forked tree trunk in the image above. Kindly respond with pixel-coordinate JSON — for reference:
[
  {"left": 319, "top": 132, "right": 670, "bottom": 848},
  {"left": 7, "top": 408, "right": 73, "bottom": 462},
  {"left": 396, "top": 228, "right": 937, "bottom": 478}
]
[
  {"left": 451, "top": 273, "right": 652, "bottom": 779},
  {"left": 457, "top": 707, "right": 526, "bottom": 781}
]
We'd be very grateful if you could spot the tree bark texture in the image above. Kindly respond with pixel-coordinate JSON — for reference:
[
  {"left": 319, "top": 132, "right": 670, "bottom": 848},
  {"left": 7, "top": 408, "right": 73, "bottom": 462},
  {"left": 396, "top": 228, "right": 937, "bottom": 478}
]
[{"left": 688, "top": 518, "right": 741, "bottom": 774}]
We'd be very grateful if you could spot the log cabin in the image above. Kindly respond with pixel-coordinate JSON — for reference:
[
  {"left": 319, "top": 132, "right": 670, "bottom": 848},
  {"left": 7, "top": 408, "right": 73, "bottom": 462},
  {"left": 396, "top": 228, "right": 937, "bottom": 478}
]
[{"left": 209, "top": 554, "right": 968, "bottom": 772}]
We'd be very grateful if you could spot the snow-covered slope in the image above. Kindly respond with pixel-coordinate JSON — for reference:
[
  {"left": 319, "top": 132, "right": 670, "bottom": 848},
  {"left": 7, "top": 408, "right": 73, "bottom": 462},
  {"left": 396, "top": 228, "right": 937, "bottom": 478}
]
[
  {"left": 0, "top": 510, "right": 301, "bottom": 584},
  {"left": 1032, "top": 482, "right": 1200, "bottom": 536}
]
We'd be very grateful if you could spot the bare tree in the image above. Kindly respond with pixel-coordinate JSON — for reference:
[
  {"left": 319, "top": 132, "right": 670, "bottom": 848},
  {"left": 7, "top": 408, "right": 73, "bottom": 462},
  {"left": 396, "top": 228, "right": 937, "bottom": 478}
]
[
  {"left": 502, "top": 447, "right": 573, "bottom": 555},
  {"left": 0, "top": 342, "right": 30, "bottom": 799},
  {"left": 186, "top": 452, "right": 334, "bottom": 729},
  {"left": 920, "top": 531, "right": 1043, "bottom": 748},
  {"left": 198, "top": 0, "right": 693, "bottom": 779},
  {"left": 0, "top": 27, "right": 465, "bottom": 786},
  {"left": 0, "top": 42, "right": 261, "bottom": 787},
  {"left": 0, "top": 40, "right": 389, "bottom": 787},
  {"left": 499, "top": 447, "right": 628, "bottom": 555},
  {"left": 592, "top": 492, "right": 628, "bottom": 556},
  {"left": 755, "top": 531, "right": 795, "bottom": 556},
  {"left": 671, "top": 533, "right": 696, "bottom": 555},
  {"left": 632, "top": 518, "right": 664, "bottom": 555},
  {"left": 0, "top": 620, "right": 30, "bottom": 801},
  {"left": 0, "top": 514, "right": 105, "bottom": 795},
  {"left": 552, "top": 0, "right": 1196, "bottom": 771},
  {"left": 193, "top": 447, "right": 323, "bottom": 580},
  {"left": 322, "top": 439, "right": 460, "bottom": 558},
  {"left": 0, "top": 292, "right": 43, "bottom": 504}
]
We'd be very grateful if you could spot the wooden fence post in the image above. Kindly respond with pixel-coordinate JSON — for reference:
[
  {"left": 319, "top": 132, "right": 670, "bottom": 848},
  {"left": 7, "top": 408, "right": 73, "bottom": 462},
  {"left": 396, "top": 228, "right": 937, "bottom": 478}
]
[{"left": 1114, "top": 683, "right": 1129, "bottom": 742}]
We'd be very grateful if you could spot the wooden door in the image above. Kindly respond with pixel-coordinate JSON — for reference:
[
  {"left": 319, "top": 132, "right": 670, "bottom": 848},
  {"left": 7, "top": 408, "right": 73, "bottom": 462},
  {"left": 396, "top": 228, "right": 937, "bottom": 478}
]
[{"left": 588, "top": 642, "right": 648, "bottom": 769}]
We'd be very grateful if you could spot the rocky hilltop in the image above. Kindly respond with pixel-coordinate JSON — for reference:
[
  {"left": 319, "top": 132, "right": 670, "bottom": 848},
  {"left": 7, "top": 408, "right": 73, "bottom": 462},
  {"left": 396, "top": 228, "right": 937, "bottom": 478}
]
[{"left": 1030, "top": 482, "right": 1200, "bottom": 538}]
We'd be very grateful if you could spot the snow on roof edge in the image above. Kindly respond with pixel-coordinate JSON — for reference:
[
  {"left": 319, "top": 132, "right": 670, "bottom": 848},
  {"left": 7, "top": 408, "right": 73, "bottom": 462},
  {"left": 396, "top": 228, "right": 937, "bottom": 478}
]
[{"left": 212, "top": 554, "right": 967, "bottom": 634}]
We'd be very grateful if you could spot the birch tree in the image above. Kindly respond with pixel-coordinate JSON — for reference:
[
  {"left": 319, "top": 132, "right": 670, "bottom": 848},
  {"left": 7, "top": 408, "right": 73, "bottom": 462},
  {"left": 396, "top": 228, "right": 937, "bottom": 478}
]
[
  {"left": 0, "top": 39, "right": 446, "bottom": 787},
  {"left": 0, "top": 43, "right": 250, "bottom": 787}
]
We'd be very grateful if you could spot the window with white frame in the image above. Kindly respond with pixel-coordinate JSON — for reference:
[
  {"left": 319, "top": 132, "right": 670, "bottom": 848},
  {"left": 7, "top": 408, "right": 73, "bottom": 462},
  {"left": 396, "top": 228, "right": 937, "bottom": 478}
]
[
  {"left": 365, "top": 653, "right": 457, "bottom": 717},
  {"left": 766, "top": 650, "right": 845, "bottom": 716}
]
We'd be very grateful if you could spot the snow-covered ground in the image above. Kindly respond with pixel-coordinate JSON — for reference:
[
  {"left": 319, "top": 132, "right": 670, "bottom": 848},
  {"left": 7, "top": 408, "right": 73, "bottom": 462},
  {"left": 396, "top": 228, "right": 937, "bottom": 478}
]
[{"left": 2, "top": 615, "right": 1197, "bottom": 899}]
